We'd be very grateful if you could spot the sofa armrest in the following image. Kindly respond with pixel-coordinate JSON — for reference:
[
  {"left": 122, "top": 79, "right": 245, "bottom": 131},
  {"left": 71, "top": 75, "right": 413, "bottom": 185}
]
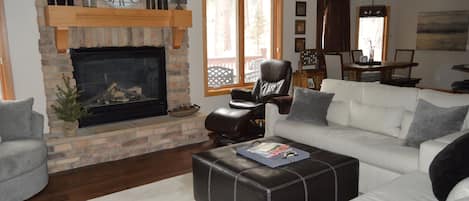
[
  {"left": 419, "top": 130, "right": 469, "bottom": 173},
  {"left": 31, "top": 111, "right": 44, "bottom": 140},
  {"left": 267, "top": 96, "right": 293, "bottom": 114},
  {"left": 265, "top": 103, "right": 288, "bottom": 137}
]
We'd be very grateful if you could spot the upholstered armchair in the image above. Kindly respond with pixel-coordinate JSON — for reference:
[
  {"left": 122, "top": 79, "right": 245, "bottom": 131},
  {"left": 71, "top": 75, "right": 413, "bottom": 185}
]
[
  {"left": 229, "top": 60, "right": 292, "bottom": 118},
  {"left": 0, "top": 109, "right": 48, "bottom": 201}
]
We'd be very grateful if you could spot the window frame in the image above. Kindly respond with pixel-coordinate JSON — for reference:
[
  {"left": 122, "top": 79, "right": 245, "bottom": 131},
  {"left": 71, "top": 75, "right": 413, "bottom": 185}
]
[
  {"left": 355, "top": 6, "right": 390, "bottom": 61},
  {"left": 203, "top": 0, "right": 283, "bottom": 97},
  {"left": 0, "top": 0, "right": 14, "bottom": 100}
]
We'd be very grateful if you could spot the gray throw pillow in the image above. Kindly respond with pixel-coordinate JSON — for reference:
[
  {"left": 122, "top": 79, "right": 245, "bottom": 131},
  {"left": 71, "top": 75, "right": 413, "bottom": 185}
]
[
  {"left": 405, "top": 99, "right": 469, "bottom": 148},
  {"left": 0, "top": 98, "right": 34, "bottom": 141},
  {"left": 286, "top": 88, "right": 334, "bottom": 126}
]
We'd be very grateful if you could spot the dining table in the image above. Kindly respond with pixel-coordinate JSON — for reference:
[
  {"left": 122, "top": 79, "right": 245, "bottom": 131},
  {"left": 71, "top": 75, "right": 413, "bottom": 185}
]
[{"left": 343, "top": 61, "right": 419, "bottom": 81}]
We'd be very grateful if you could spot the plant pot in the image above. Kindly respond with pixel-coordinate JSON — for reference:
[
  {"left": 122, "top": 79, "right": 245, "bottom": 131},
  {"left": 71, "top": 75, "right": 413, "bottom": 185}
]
[{"left": 63, "top": 121, "right": 79, "bottom": 137}]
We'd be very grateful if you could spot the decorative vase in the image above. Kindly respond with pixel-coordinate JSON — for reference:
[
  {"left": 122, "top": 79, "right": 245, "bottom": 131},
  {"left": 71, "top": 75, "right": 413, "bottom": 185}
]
[{"left": 63, "top": 121, "right": 79, "bottom": 137}]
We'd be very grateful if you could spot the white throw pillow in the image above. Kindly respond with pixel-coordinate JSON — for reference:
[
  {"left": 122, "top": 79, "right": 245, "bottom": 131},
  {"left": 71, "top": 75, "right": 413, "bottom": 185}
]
[
  {"left": 350, "top": 100, "right": 405, "bottom": 137},
  {"left": 326, "top": 101, "right": 349, "bottom": 126},
  {"left": 399, "top": 111, "right": 414, "bottom": 139},
  {"left": 447, "top": 178, "right": 469, "bottom": 201}
]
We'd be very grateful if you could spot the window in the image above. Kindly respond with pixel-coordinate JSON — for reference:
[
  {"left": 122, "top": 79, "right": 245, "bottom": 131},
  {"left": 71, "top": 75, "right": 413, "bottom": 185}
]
[
  {"left": 203, "top": 0, "right": 282, "bottom": 96},
  {"left": 356, "top": 6, "right": 389, "bottom": 62}
]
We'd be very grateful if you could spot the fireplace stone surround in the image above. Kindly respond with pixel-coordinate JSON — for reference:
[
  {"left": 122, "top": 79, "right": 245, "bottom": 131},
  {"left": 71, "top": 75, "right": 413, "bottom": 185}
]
[{"left": 36, "top": 0, "right": 208, "bottom": 173}]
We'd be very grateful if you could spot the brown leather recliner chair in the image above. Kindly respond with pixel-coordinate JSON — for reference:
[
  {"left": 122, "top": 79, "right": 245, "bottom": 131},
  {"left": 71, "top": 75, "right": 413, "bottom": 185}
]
[
  {"left": 229, "top": 60, "right": 292, "bottom": 118},
  {"left": 205, "top": 60, "right": 292, "bottom": 144}
]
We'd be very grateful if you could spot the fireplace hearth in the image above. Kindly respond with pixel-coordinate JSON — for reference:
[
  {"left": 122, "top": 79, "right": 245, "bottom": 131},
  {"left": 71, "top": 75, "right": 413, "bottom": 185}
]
[{"left": 71, "top": 46, "right": 168, "bottom": 127}]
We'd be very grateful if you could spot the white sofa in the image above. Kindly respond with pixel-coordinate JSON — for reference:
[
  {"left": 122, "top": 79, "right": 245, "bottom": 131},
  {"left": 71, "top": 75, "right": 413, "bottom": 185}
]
[{"left": 265, "top": 79, "right": 469, "bottom": 198}]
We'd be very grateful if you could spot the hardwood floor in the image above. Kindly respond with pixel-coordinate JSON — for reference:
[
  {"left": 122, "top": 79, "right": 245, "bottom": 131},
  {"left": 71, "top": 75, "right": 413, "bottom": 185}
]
[{"left": 29, "top": 139, "right": 216, "bottom": 201}]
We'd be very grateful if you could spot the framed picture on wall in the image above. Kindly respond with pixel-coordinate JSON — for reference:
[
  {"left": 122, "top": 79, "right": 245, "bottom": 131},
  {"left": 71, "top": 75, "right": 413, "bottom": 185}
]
[
  {"left": 295, "top": 20, "right": 306, "bottom": 34},
  {"left": 296, "top": 2, "right": 307, "bottom": 16},
  {"left": 295, "top": 38, "right": 306, "bottom": 52}
]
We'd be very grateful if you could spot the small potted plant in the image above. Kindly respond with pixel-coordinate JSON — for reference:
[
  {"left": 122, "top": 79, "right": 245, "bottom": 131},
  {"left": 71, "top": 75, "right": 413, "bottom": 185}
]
[{"left": 52, "top": 75, "right": 88, "bottom": 137}]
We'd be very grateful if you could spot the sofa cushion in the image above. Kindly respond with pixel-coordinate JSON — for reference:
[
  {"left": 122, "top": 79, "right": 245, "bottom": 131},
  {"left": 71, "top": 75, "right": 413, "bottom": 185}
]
[
  {"left": 320, "top": 79, "right": 364, "bottom": 103},
  {"left": 287, "top": 88, "right": 334, "bottom": 126},
  {"left": 275, "top": 120, "right": 419, "bottom": 173},
  {"left": 351, "top": 171, "right": 437, "bottom": 201},
  {"left": 350, "top": 100, "right": 404, "bottom": 137},
  {"left": 430, "top": 132, "right": 469, "bottom": 201},
  {"left": 0, "top": 98, "right": 34, "bottom": 141},
  {"left": 0, "top": 140, "right": 47, "bottom": 182},
  {"left": 326, "top": 101, "right": 350, "bottom": 126},
  {"left": 362, "top": 84, "right": 419, "bottom": 112},
  {"left": 405, "top": 100, "right": 468, "bottom": 148},
  {"left": 418, "top": 89, "right": 469, "bottom": 130}
]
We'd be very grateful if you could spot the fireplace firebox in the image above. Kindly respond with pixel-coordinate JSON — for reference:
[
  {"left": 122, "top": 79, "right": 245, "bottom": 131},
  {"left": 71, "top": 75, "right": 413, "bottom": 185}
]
[{"left": 71, "top": 46, "right": 168, "bottom": 127}]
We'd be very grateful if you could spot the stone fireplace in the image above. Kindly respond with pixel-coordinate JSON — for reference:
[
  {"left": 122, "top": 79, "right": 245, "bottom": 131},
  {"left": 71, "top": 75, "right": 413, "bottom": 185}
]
[
  {"left": 71, "top": 46, "right": 168, "bottom": 127},
  {"left": 36, "top": 0, "right": 208, "bottom": 173}
]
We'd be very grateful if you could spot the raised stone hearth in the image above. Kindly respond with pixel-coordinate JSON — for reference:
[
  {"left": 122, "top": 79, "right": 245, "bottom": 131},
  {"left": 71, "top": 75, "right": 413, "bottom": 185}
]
[
  {"left": 36, "top": 0, "right": 207, "bottom": 173},
  {"left": 46, "top": 114, "right": 208, "bottom": 173}
]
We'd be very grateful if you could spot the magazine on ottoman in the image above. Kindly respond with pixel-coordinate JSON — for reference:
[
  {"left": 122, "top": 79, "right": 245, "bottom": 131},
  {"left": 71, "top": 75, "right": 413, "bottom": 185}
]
[{"left": 236, "top": 142, "right": 310, "bottom": 168}]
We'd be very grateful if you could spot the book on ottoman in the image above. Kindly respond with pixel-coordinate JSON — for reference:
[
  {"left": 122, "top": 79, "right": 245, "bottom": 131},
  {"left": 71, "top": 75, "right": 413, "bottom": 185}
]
[{"left": 236, "top": 142, "right": 310, "bottom": 168}]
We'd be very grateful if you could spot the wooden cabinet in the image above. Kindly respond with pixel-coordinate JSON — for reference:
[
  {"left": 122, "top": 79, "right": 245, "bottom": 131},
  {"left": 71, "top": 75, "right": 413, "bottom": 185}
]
[{"left": 292, "top": 69, "right": 326, "bottom": 90}]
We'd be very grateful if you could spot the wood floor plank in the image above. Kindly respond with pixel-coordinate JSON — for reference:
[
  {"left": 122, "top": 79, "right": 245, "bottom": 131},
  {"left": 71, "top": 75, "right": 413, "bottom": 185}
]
[{"left": 28, "top": 139, "right": 215, "bottom": 201}]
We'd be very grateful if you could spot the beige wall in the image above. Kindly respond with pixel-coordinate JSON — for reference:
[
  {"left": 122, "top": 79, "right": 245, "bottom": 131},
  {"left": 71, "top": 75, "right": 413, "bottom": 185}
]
[
  {"left": 189, "top": 0, "right": 318, "bottom": 113},
  {"left": 4, "top": 0, "right": 317, "bottom": 132},
  {"left": 393, "top": 0, "right": 469, "bottom": 89},
  {"left": 351, "top": 0, "right": 469, "bottom": 89},
  {"left": 3, "top": 0, "right": 48, "bottom": 132}
]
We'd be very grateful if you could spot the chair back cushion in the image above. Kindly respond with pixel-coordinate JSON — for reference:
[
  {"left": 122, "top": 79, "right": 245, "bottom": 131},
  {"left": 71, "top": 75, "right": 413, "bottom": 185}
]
[
  {"left": 351, "top": 50, "right": 363, "bottom": 63},
  {"left": 325, "top": 54, "right": 343, "bottom": 80},
  {"left": 252, "top": 60, "right": 292, "bottom": 101},
  {"left": 0, "top": 98, "right": 34, "bottom": 141},
  {"left": 260, "top": 60, "right": 292, "bottom": 83}
]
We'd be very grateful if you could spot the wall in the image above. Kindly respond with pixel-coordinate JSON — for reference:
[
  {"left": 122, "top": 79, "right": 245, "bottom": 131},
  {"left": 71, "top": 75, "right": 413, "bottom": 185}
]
[
  {"left": 351, "top": 0, "right": 469, "bottom": 89},
  {"left": 188, "top": 0, "right": 318, "bottom": 112},
  {"left": 283, "top": 0, "right": 317, "bottom": 71},
  {"left": 3, "top": 0, "right": 48, "bottom": 132},
  {"left": 4, "top": 0, "right": 318, "bottom": 132},
  {"left": 393, "top": 0, "right": 469, "bottom": 89},
  {"left": 350, "top": 0, "right": 400, "bottom": 60},
  {"left": 187, "top": 0, "right": 230, "bottom": 114}
]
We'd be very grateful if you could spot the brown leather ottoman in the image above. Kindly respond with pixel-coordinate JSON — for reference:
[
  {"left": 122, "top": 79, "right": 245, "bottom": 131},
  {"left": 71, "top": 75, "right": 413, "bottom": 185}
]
[{"left": 192, "top": 136, "right": 359, "bottom": 201}]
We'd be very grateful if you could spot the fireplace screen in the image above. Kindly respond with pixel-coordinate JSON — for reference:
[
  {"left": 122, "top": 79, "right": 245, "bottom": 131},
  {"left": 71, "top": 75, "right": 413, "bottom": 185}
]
[{"left": 71, "top": 46, "right": 167, "bottom": 127}]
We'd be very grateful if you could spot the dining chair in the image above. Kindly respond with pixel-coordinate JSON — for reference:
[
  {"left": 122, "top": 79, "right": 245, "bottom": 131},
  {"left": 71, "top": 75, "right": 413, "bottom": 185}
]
[
  {"left": 325, "top": 53, "right": 346, "bottom": 80},
  {"left": 381, "top": 49, "right": 421, "bottom": 87},
  {"left": 339, "top": 51, "right": 352, "bottom": 64},
  {"left": 350, "top": 50, "right": 381, "bottom": 82},
  {"left": 392, "top": 49, "right": 415, "bottom": 78},
  {"left": 351, "top": 50, "right": 363, "bottom": 63}
]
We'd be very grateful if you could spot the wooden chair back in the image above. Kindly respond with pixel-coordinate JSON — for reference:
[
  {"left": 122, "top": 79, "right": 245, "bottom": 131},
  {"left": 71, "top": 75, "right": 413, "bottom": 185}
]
[
  {"left": 325, "top": 53, "right": 344, "bottom": 80},
  {"left": 351, "top": 50, "right": 363, "bottom": 63}
]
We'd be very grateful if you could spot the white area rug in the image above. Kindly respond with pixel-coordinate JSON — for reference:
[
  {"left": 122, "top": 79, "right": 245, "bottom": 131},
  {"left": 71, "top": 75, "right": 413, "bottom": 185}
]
[{"left": 89, "top": 173, "right": 194, "bottom": 201}]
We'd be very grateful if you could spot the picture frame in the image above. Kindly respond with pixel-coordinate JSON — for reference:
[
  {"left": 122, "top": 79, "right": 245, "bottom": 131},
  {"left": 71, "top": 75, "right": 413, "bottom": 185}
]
[
  {"left": 295, "top": 20, "right": 306, "bottom": 34},
  {"left": 296, "top": 2, "right": 307, "bottom": 17},
  {"left": 295, "top": 38, "right": 306, "bottom": 52}
]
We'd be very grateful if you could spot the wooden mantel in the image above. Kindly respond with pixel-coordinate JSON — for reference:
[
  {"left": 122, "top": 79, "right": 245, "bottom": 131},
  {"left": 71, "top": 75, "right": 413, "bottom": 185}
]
[{"left": 45, "top": 6, "right": 192, "bottom": 53}]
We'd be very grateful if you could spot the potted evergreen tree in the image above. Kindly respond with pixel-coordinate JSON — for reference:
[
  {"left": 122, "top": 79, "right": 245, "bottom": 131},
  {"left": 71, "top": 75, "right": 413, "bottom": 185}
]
[{"left": 52, "top": 75, "right": 88, "bottom": 137}]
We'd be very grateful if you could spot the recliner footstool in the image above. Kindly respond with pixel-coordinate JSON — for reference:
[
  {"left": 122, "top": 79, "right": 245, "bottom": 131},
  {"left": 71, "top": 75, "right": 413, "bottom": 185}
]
[{"left": 205, "top": 108, "right": 263, "bottom": 145}]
